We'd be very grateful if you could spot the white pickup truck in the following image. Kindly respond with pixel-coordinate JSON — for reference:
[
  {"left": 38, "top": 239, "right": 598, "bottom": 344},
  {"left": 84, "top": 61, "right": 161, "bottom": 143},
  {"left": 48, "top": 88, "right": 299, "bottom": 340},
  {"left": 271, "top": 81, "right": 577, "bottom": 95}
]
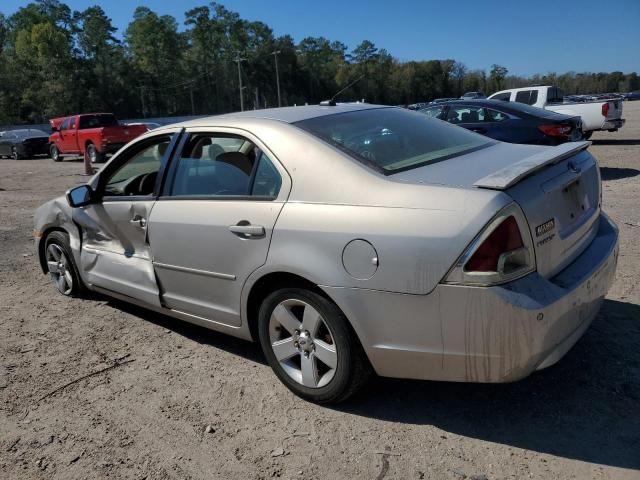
[{"left": 488, "top": 85, "right": 625, "bottom": 138}]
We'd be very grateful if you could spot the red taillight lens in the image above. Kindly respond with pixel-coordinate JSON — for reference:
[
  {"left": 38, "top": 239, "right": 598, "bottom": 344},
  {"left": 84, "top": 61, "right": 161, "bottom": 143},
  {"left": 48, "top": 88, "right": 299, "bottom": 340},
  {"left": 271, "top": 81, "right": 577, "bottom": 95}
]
[
  {"left": 538, "top": 124, "right": 573, "bottom": 138},
  {"left": 464, "top": 216, "right": 523, "bottom": 272},
  {"left": 601, "top": 102, "right": 609, "bottom": 117}
]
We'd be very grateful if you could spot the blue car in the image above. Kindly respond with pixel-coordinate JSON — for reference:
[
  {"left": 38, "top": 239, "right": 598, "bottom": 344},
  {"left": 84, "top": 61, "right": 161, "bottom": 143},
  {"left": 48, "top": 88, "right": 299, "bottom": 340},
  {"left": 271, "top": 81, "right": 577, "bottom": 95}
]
[{"left": 420, "top": 99, "right": 583, "bottom": 145}]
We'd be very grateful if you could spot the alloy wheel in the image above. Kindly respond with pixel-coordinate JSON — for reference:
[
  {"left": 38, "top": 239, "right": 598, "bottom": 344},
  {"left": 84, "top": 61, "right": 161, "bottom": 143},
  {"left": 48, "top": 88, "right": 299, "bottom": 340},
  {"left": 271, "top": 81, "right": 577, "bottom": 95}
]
[
  {"left": 11, "top": 147, "right": 18, "bottom": 160},
  {"left": 268, "top": 298, "right": 338, "bottom": 388},
  {"left": 46, "top": 243, "right": 73, "bottom": 295}
]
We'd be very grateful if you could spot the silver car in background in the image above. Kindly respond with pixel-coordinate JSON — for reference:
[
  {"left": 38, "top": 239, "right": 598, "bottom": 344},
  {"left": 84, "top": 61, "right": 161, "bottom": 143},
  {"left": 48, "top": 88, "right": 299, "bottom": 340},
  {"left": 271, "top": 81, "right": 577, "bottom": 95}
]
[{"left": 34, "top": 104, "right": 618, "bottom": 403}]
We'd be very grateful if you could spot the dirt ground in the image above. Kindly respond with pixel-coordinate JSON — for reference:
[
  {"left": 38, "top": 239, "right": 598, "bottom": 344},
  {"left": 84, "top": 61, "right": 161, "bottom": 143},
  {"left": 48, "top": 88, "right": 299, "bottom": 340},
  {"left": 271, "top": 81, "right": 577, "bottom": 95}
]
[{"left": 1, "top": 104, "right": 639, "bottom": 480}]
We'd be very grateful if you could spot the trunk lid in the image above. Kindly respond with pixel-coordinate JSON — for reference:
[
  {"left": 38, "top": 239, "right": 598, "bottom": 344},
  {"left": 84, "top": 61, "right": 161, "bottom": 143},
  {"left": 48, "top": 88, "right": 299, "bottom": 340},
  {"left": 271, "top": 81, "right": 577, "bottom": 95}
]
[{"left": 391, "top": 141, "right": 601, "bottom": 278}]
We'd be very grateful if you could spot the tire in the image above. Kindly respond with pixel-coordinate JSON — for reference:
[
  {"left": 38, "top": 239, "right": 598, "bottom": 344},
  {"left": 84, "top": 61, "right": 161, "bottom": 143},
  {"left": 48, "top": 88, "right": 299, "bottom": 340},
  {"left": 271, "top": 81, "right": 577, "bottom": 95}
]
[
  {"left": 50, "top": 144, "right": 63, "bottom": 162},
  {"left": 583, "top": 131, "right": 593, "bottom": 140},
  {"left": 44, "top": 231, "right": 85, "bottom": 297},
  {"left": 11, "top": 147, "right": 22, "bottom": 160},
  {"left": 86, "top": 143, "right": 104, "bottom": 163},
  {"left": 258, "top": 288, "right": 372, "bottom": 404}
]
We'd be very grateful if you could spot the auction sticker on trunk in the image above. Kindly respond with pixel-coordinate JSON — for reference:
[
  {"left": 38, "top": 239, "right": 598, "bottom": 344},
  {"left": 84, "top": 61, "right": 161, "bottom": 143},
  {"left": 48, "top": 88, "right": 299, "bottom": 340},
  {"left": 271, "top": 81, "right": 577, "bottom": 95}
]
[{"left": 535, "top": 218, "right": 555, "bottom": 237}]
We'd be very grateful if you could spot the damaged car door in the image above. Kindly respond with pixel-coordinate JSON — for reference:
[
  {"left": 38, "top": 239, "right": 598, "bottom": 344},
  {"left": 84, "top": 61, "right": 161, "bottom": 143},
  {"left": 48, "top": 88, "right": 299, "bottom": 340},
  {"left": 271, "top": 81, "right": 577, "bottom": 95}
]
[{"left": 73, "top": 131, "right": 179, "bottom": 305}]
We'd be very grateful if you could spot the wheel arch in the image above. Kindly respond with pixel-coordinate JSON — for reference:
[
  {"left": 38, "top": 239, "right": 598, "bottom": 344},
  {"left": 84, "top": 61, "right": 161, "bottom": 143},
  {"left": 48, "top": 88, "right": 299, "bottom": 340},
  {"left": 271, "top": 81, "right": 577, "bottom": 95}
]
[
  {"left": 243, "top": 271, "right": 370, "bottom": 361},
  {"left": 38, "top": 226, "right": 70, "bottom": 273}
]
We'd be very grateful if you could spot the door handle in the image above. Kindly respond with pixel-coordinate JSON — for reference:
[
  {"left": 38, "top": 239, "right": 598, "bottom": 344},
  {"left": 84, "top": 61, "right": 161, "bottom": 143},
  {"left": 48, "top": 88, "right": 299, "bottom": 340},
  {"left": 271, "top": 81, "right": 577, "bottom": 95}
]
[
  {"left": 130, "top": 215, "right": 147, "bottom": 228},
  {"left": 229, "top": 224, "right": 265, "bottom": 237}
]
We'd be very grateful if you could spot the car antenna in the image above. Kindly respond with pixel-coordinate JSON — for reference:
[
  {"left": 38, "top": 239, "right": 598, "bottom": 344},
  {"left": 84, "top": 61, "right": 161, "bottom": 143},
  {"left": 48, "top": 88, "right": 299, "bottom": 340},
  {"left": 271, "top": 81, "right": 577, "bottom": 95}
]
[{"left": 320, "top": 75, "right": 364, "bottom": 106}]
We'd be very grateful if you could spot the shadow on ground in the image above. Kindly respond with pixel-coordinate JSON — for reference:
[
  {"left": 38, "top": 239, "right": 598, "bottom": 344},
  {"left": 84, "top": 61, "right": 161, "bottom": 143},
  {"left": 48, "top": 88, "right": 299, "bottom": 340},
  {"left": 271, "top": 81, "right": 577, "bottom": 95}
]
[
  {"left": 104, "top": 297, "right": 266, "bottom": 365},
  {"left": 338, "top": 299, "right": 640, "bottom": 470},
  {"left": 106, "top": 296, "right": 640, "bottom": 470},
  {"left": 592, "top": 139, "right": 640, "bottom": 146},
  {"left": 600, "top": 166, "right": 640, "bottom": 181}
]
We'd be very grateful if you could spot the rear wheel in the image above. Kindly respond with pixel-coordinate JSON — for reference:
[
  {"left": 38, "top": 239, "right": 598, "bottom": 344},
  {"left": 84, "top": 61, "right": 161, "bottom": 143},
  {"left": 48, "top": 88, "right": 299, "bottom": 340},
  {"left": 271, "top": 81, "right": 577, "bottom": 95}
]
[
  {"left": 86, "top": 143, "right": 104, "bottom": 163},
  {"left": 50, "top": 144, "right": 63, "bottom": 162},
  {"left": 44, "top": 231, "right": 84, "bottom": 296},
  {"left": 258, "top": 288, "right": 372, "bottom": 404}
]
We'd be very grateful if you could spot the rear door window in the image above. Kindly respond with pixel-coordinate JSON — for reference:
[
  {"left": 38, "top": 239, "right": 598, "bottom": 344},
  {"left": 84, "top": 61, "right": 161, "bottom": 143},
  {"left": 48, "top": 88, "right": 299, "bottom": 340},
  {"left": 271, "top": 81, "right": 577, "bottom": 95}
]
[
  {"left": 515, "top": 90, "right": 538, "bottom": 105},
  {"left": 167, "top": 133, "right": 281, "bottom": 198},
  {"left": 447, "top": 106, "right": 488, "bottom": 124}
]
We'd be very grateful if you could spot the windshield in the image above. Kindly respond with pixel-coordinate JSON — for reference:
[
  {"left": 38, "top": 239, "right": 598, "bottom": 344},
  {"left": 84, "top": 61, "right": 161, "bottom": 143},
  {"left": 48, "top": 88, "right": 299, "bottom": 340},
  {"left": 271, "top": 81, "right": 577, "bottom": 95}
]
[
  {"left": 79, "top": 114, "right": 119, "bottom": 129},
  {"left": 295, "top": 108, "right": 493, "bottom": 174}
]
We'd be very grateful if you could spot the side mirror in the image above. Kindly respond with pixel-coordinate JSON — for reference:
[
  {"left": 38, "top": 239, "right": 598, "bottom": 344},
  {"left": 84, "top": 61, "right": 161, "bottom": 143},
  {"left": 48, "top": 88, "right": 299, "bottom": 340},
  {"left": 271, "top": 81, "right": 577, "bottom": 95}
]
[{"left": 66, "top": 185, "right": 95, "bottom": 208}]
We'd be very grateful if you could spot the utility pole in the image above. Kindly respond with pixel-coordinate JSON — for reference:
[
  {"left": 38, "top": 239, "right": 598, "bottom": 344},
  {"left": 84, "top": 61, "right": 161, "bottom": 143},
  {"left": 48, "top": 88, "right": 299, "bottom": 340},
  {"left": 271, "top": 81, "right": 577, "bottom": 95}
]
[
  {"left": 189, "top": 82, "right": 195, "bottom": 115},
  {"left": 138, "top": 86, "right": 146, "bottom": 118},
  {"left": 272, "top": 50, "right": 282, "bottom": 107},
  {"left": 234, "top": 53, "right": 246, "bottom": 111}
]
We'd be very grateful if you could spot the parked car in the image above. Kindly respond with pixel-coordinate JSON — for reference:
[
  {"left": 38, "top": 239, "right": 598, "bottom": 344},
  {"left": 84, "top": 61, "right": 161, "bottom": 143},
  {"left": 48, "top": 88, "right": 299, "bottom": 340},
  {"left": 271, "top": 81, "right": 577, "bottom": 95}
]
[
  {"left": 48, "top": 113, "right": 147, "bottom": 163},
  {"left": 623, "top": 91, "right": 640, "bottom": 101},
  {"left": 430, "top": 98, "right": 458, "bottom": 104},
  {"left": 460, "top": 91, "right": 486, "bottom": 99},
  {"left": 420, "top": 99, "right": 583, "bottom": 145},
  {"left": 125, "top": 121, "right": 162, "bottom": 131},
  {"left": 0, "top": 129, "right": 50, "bottom": 159},
  {"left": 406, "top": 102, "right": 431, "bottom": 110},
  {"left": 35, "top": 104, "right": 618, "bottom": 403},
  {"left": 488, "top": 86, "right": 625, "bottom": 138}
]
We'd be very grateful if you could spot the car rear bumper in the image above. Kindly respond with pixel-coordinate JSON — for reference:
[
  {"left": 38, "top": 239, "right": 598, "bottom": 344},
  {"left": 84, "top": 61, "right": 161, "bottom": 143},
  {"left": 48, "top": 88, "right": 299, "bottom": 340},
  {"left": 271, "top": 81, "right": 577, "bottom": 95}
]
[
  {"left": 603, "top": 118, "right": 625, "bottom": 130},
  {"left": 323, "top": 213, "right": 619, "bottom": 382}
]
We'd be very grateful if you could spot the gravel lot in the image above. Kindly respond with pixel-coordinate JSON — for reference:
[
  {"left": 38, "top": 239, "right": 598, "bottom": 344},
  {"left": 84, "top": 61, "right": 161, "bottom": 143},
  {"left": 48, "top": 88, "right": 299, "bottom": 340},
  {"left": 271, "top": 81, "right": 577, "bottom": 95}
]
[{"left": 1, "top": 104, "right": 639, "bottom": 480}]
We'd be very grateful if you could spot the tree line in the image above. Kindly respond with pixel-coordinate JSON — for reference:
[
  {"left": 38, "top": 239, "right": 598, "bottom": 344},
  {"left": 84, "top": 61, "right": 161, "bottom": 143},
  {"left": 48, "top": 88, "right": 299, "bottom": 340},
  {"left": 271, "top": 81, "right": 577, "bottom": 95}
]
[{"left": 1, "top": 0, "right": 638, "bottom": 125}]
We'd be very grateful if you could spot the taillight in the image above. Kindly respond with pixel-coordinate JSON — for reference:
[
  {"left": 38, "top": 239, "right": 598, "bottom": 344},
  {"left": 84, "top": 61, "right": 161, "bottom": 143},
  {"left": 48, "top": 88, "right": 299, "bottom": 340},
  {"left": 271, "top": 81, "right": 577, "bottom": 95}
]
[
  {"left": 601, "top": 102, "right": 609, "bottom": 117},
  {"left": 465, "top": 216, "right": 523, "bottom": 272},
  {"left": 538, "top": 124, "right": 573, "bottom": 138},
  {"left": 443, "top": 204, "right": 535, "bottom": 286}
]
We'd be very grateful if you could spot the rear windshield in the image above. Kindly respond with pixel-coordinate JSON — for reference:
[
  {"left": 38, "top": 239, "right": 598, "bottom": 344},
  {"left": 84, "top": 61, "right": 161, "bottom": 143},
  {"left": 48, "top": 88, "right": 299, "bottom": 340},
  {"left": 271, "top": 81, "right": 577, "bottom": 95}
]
[
  {"left": 79, "top": 114, "right": 119, "bottom": 129},
  {"left": 502, "top": 101, "right": 569, "bottom": 119},
  {"left": 295, "top": 108, "right": 493, "bottom": 174}
]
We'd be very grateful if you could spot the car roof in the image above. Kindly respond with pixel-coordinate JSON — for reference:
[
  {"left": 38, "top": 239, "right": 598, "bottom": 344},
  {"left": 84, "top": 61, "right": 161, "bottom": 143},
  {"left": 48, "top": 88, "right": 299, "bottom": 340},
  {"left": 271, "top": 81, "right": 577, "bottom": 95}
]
[{"left": 179, "top": 103, "right": 387, "bottom": 127}]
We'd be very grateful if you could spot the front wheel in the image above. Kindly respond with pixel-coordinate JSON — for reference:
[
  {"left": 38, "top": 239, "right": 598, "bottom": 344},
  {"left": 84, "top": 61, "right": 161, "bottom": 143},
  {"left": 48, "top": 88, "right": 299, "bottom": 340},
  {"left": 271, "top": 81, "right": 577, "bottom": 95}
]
[
  {"left": 258, "top": 288, "right": 372, "bottom": 404},
  {"left": 44, "top": 231, "right": 84, "bottom": 296},
  {"left": 50, "top": 144, "right": 63, "bottom": 162},
  {"left": 86, "top": 143, "right": 104, "bottom": 163}
]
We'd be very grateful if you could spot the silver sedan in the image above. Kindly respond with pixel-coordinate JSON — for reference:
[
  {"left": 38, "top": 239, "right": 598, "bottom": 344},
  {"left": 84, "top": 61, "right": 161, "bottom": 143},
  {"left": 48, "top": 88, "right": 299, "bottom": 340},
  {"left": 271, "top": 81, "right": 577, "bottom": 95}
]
[{"left": 34, "top": 104, "right": 619, "bottom": 403}]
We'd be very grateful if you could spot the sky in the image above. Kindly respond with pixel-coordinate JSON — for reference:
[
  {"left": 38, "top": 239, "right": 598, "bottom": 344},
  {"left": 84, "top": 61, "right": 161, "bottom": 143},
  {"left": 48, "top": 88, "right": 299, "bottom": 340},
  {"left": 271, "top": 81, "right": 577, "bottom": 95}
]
[{"left": 2, "top": 0, "right": 639, "bottom": 76}]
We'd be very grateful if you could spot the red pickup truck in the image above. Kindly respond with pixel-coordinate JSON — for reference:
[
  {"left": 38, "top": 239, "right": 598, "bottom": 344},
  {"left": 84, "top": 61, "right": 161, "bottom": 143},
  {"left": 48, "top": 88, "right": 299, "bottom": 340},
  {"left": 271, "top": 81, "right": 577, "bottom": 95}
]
[{"left": 48, "top": 113, "right": 147, "bottom": 163}]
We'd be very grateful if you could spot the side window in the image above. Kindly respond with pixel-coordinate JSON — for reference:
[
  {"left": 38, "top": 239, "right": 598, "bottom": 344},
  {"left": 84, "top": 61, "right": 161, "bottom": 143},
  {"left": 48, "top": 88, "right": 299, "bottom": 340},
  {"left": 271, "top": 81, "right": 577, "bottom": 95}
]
[
  {"left": 252, "top": 153, "right": 282, "bottom": 197},
  {"left": 103, "top": 135, "right": 172, "bottom": 197},
  {"left": 492, "top": 92, "right": 511, "bottom": 102},
  {"left": 70, "top": 117, "right": 77, "bottom": 129},
  {"left": 420, "top": 106, "right": 444, "bottom": 119},
  {"left": 447, "top": 106, "right": 486, "bottom": 123},
  {"left": 515, "top": 90, "right": 537, "bottom": 105},
  {"left": 169, "top": 133, "right": 281, "bottom": 199},
  {"left": 61, "top": 118, "right": 71, "bottom": 130},
  {"left": 486, "top": 109, "right": 509, "bottom": 122}
]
